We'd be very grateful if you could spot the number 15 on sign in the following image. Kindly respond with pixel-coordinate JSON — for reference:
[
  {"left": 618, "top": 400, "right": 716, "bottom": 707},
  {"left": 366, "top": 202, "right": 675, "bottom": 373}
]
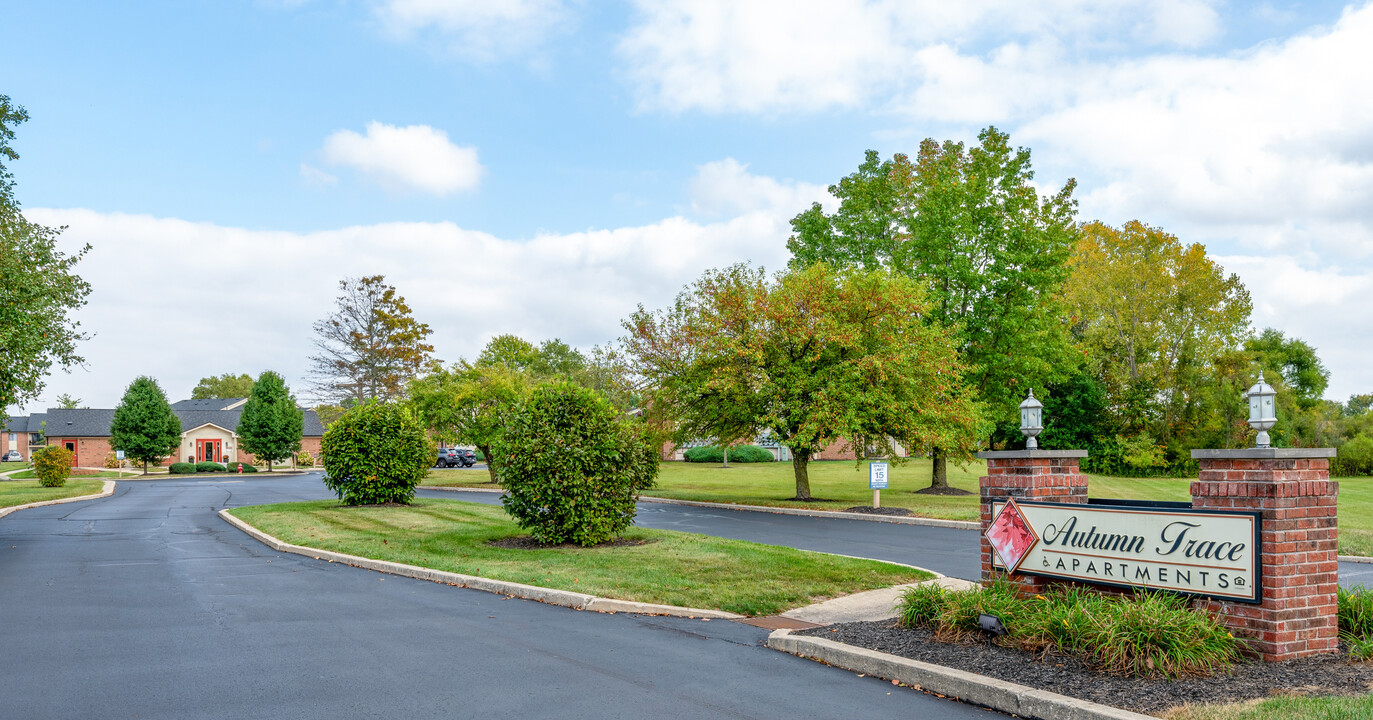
[{"left": 869, "top": 461, "right": 889, "bottom": 508}]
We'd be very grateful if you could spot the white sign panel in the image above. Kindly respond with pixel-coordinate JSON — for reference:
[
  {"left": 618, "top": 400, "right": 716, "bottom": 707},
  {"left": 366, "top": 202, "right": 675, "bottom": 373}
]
[
  {"left": 116, "top": 450, "right": 124, "bottom": 460},
  {"left": 990, "top": 500, "right": 1262, "bottom": 603},
  {"left": 869, "top": 462, "right": 889, "bottom": 489}
]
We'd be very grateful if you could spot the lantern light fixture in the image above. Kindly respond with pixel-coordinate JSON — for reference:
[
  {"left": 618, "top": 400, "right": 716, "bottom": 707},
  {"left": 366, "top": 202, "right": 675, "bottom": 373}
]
[
  {"left": 1019, "top": 389, "right": 1044, "bottom": 450},
  {"left": 1246, "top": 371, "right": 1277, "bottom": 448}
]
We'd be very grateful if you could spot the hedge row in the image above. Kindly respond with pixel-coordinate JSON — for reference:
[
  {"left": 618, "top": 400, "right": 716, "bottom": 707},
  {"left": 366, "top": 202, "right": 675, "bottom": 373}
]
[
  {"left": 168, "top": 461, "right": 260, "bottom": 474},
  {"left": 683, "top": 445, "right": 776, "bottom": 463}
]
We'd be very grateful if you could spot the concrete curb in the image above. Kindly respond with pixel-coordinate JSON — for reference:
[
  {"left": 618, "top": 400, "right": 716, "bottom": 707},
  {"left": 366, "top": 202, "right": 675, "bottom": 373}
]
[
  {"left": 422, "top": 485, "right": 505, "bottom": 494},
  {"left": 1339, "top": 554, "right": 1373, "bottom": 564},
  {"left": 767, "top": 630, "right": 1158, "bottom": 720},
  {"left": 218, "top": 509, "right": 743, "bottom": 620},
  {"left": 637, "top": 496, "right": 979, "bottom": 530},
  {"left": 0, "top": 480, "right": 117, "bottom": 520}
]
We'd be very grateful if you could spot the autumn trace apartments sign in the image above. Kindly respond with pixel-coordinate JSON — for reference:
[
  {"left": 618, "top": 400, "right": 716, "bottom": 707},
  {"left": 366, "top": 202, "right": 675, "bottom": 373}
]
[{"left": 988, "top": 499, "right": 1262, "bottom": 603}]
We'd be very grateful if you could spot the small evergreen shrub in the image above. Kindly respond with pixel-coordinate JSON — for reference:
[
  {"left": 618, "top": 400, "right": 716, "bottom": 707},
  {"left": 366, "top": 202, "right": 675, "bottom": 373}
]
[
  {"left": 104, "top": 452, "right": 122, "bottom": 469},
  {"left": 321, "top": 401, "right": 432, "bottom": 505},
  {"left": 496, "top": 381, "right": 659, "bottom": 546},
  {"left": 32, "top": 446, "right": 74, "bottom": 487},
  {"left": 684, "top": 445, "right": 775, "bottom": 463},
  {"left": 897, "top": 582, "right": 1241, "bottom": 678},
  {"left": 226, "top": 462, "right": 259, "bottom": 473},
  {"left": 169, "top": 462, "right": 196, "bottom": 474},
  {"left": 296, "top": 450, "right": 315, "bottom": 467},
  {"left": 195, "top": 461, "right": 226, "bottom": 473}
]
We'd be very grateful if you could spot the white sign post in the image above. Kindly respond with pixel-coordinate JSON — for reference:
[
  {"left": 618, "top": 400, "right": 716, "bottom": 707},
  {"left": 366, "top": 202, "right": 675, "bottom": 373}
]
[
  {"left": 868, "top": 461, "right": 889, "bottom": 508},
  {"left": 115, "top": 450, "right": 125, "bottom": 478}
]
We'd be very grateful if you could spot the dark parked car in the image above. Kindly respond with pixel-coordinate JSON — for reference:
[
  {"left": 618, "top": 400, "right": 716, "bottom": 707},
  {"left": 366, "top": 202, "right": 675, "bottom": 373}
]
[
  {"left": 454, "top": 449, "right": 477, "bottom": 467},
  {"left": 436, "top": 448, "right": 463, "bottom": 468}
]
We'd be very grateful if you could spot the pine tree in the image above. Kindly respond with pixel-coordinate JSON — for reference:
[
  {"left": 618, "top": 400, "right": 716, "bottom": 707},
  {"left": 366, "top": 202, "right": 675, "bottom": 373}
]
[
  {"left": 109, "top": 376, "right": 182, "bottom": 474},
  {"left": 237, "top": 371, "right": 304, "bottom": 472}
]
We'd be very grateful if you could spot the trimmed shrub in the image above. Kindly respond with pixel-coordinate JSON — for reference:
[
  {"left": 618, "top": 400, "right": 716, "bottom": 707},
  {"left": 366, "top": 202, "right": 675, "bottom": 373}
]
[
  {"left": 1339, "top": 584, "right": 1373, "bottom": 659},
  {"left": 496, "top": 381, "right": 659, "bottom": 546},
  {"left": 226, "top": 462, "right": 259, "bottom": 473},
  {"left": 897, "top": 582, "right": 1241, "bottom": 678},
  {"left": 295, "top": 450, "right": 315, "bottom": 467},
  {"left": 683, "top": 444, "right": 775, "bottom": 463},
  {"left": 169, "top": 462, "right": 196, "bottom": 474},
  {"left": 195, "top": 461, "right": 226, "bottom": 473},
  {"left": 104, "top": 452, "right": 122, "bottom": 469},
  {"left": 33, "top": 445, "right": 74, "bottom": 487},
  {"left": 321, "top": 401, "right": 432, "bottom": 505}
]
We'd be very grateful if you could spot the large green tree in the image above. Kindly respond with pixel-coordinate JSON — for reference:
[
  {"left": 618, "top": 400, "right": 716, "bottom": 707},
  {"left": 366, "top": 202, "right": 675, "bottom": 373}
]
[
  {"left": 1063, "top": 221, "right": 1252, "bottom": 448},
  {"left": 408, "top": 357, "right": 533, "bottom": 484},
  {"left": 236, "top": 371, "right": 304, "bottom": 471},
  {"left": 192, "top": 373, "right": 255, "bottom": 399},
  {"left": 307, "top": 275, "right": 434, "bottom": 403},
  {"left": 109, "top": 376, "right": 182, "bottom": 474},
  {"left": 0, "top": 95, "right": 91, "bottom": 417},
  {"left": 788, "top": 128, "right": 1078, "bottom": 488},
  {"left": 626, "top": 263, "right": 979, "bottom": 500}
]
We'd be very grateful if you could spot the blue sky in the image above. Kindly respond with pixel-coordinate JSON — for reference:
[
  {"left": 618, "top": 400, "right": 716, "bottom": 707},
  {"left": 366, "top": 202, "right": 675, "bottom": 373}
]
[{"left": 5, "top": 0, "right": 1372, "bottom": 410}]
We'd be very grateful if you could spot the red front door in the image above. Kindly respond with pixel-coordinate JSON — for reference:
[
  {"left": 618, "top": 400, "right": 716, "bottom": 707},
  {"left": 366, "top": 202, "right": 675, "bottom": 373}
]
[
  {"left": 64, "top": 441, "right": 77, "bottom": 467},
  {"left": 196, "top": 439, "right": 222, "bottom": 463}
]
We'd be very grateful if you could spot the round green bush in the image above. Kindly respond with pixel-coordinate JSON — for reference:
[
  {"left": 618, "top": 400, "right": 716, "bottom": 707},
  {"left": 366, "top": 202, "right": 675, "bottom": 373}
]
[
  {"left": 683, "top": 444, "right": 775, "bottom": 463},
  {"left": 321, "top": 402, "right": 432, "bottom": 505},
  {"left": 169, "top": 462, "right": 196, "bottom": 474},
  {"left": 33, "top": 445, "right": 73, "bottom": 487},
  {"left": 226, "top": 462, "right": 259, "bottom": 473},
  {"left": 495, "top": 381, "right": 659, "bottom": 546},
  {"left": 195, "top": 461, "right": 226, "bottom": 473}
]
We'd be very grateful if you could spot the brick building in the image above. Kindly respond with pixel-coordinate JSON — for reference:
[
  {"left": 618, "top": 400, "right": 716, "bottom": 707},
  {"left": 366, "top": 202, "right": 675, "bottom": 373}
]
[{"left": 3, "top": 398, "right": 324, "bottom": 468}]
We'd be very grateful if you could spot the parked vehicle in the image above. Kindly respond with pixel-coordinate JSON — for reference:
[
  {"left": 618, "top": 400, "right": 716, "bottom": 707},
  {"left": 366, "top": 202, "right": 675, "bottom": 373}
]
[
  {"left": 1, "top": 450, "right": 21, "bottom": 462},
  {"left": 454, "top": 449, "right": 477, "bottom": 467},
  {"left": 436, "top": 448, "right": 465, "bottom": 468}
]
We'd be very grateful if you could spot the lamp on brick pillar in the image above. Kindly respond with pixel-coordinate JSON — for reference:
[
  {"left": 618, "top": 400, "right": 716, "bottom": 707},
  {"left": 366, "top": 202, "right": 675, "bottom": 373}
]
[
  {"left": 1246, "top": 372, "right": 1277, "bottom": 448},
  {"left": 1019, "top": 390, "right": 1043, "bottom": 450}
]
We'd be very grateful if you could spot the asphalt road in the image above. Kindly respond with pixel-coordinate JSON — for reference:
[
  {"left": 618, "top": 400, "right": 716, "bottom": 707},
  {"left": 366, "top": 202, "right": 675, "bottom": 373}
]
[{"left": 1, "top": 474, "right": 996, "bottom": 720}]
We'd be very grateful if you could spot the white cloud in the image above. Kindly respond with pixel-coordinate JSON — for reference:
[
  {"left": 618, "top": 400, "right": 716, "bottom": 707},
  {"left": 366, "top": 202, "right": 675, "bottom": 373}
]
[
  {"left": 320, "top": 122, "right": 484, "bottom": 195},
  {"left": 688, "top": 158, "right": 831, "bottom": 219},
  {"left": 618, "top": 0, "right": 1223, "bottom": 114},
  {"left": 374, "top": 0, "right": 568, "bottom": 61},
  {"left": 299, "top": 162, "right": 338, "bottom": 186},
  {"left": 17, "top": 204, "right": 796, "bottom": 412}
]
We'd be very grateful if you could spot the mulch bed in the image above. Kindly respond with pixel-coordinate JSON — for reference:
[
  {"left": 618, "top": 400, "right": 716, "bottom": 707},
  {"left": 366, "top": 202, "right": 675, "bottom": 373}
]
[
  {"left": 486, "top": 536, "right": 656, "bottom": 550},
  {"left": 842, "top": 506, "right": 915, "bottom": 516},
  {"left": 794, "top": 620, "right": 1373, "bottom": 716},
  {"left": 913, "top": 486, "right": 974, "bottom": 496}
]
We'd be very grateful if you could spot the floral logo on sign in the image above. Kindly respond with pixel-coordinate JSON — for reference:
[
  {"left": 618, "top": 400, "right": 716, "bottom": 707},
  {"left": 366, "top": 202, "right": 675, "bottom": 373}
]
[{"left": 986, "top": 499, "right": 1038, "bottom": 574}]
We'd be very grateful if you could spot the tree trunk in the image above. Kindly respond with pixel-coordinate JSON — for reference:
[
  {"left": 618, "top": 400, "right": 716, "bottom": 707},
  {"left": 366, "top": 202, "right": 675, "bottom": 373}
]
[
  {"left": 791, "top": 450, "right": 812, "bottom": 500},
  {"left": 267, "top": 459, "right": 273, "bottom": 472},
  {"left": 929, "top": 449, "right": 948, "bottom": 489},
  {"left": 722, "top": 443, "right": 729, "bottom": 468},
  {"left": 480, "top": 445, "right": 498, "bottom": 484},
  {"left": 143, "top": 460, "right": 148, "bottom": 476}
]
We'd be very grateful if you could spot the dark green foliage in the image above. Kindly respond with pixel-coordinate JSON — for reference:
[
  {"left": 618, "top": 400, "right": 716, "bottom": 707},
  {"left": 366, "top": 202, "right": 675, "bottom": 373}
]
[
  {"left": 109, "top": 376, "right": 182, "bottom": 472},
  {"left": 195, "top": 462, "right": 226, "bottom": 473},
  {"left": 226, "top": 462, "right": 258, "bottom": 473},
  {"left": 683, "top": 445, "right": 775, "bottom": 463},
  {"left": 237, "top": 370, "right": 304, "bottom": 471},
  {"left": 473, "top": 449, "right": 485, "bottom": 461},
  {"left": 1336, "top": 435, "right": 1373, "bottom": 477},
  {"left": 496, "top": 381, "right": 659, "bottom": 546},
  {"left": 191, "top": 373, "right": 254, "bottom": 399},
  {"left": 32, "top": 445, "right": 72, "bottom": 487},
  {"left": 1339, "top": 585, "right": 1373, "bottom": 659},
  {"left": 321, "top": 401, "right": 432, "bottom": 505},
  {"left": 898, "top": 582, "right": 1241, "bottom": 678},
  {"left": 1246, "top": 328, "right": 1330, "bottom": 406},
  {"left": 168, "top": 462, "right": 196, "bottom": 474}
]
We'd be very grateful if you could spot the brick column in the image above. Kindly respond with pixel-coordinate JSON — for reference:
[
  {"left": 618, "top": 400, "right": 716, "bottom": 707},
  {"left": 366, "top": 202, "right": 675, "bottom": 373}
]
[
  {"left": 1190, "top": 448, "right": 1339, "bottom": 662},
  {"left": 978, "top": 450, "right": 1089, "bottom": 595}
]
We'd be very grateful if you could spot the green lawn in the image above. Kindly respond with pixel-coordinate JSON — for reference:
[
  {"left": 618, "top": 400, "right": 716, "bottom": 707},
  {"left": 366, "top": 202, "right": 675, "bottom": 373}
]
[
  {"left": 0, "top": 479, "right": 107, "bottom": 509},
  {"left": 424, "top": 460, "right": 1373, "bottom": 556},
  {"left": 6, "top": 469, "right": 132, "bottom": 480},
  {"left": 230, "top": 498, "right": 931, "bottom": 616},
  {"left": 1165, "top": 695, "right": 1373, "bottom": 720}
]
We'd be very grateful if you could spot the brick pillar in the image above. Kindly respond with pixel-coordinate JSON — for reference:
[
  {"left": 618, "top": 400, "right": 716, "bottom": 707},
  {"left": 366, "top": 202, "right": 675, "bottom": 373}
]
[
  {"left": 978, "top": 450, "right": 1089, "bottom": 595},
  {"left": 1190, "top": 448, "right": 1339, "bottom": 662}
]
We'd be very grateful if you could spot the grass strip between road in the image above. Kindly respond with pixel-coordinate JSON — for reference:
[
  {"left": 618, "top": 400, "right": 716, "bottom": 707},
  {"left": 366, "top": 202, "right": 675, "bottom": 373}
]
[
  {"left": 0, "top": 479, "right": 107, "bottom": 509},
  {"left": 426, "top": 460, "right": 1373, "bottom": 556},
  {"left": 229, "top": 498, "right": 932, "bottom": 616},
  {"left": 1162, "top": 694, "right": 1373, "bottom": 720}
]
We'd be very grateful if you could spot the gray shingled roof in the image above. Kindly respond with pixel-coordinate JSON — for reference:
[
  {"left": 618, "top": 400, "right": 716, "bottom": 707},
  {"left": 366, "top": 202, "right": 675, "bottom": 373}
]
[
  {"left": 170, "top": 398, "right": 244, "bottom": 411},
  {"left": 4, "top": 403, "right": 322, "bottom": 438}
]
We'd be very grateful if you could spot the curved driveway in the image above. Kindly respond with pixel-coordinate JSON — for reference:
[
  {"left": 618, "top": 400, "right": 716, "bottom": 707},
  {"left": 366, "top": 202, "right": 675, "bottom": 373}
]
[{"left": 1, "top": 474, "right": 993, "bottom": 720}]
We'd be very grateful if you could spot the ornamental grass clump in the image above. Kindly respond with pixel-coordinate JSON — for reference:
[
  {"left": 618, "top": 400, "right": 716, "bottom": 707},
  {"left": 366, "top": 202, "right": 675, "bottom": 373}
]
[
  {"left": 898, "top": 582, "right": 1242, "bottom": 678},
  {"left": 1338, "top": 584, "right": 1373, "bottom": 659}
]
